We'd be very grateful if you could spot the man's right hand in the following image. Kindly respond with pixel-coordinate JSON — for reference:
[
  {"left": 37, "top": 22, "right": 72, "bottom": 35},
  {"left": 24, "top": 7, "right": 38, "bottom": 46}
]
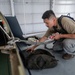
[
  {"left": 27, "top": 36, "right": 47, "bottom": 52},
  {"left": 26, "top": 45, "right": 37, "bottom": 52}
]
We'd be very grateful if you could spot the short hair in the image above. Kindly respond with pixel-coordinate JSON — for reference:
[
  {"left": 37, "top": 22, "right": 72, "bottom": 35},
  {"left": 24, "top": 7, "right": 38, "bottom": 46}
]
[{"left": 42, "top": 10, "right": 56, "bottom": 19}]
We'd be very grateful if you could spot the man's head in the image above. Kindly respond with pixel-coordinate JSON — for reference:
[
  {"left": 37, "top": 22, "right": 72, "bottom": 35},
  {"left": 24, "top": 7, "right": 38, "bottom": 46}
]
[{"left": 42, "top": 10, "right": 57, "bottom": 28}]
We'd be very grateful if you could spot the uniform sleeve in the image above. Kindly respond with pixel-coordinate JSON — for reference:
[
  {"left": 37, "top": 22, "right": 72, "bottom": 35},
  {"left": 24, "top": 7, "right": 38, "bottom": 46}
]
[
  {"left": 61, "top": 17, "right": 75, "bottom": 34},
  {"left": 44, "top": 28, "right": 55, "bottom": 37}
]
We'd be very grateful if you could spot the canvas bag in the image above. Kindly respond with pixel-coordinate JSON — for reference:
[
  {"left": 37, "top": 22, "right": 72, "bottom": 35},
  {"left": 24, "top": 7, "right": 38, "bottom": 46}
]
[{"left": 22, "top": 49, "right": 58, "bottom": 70}]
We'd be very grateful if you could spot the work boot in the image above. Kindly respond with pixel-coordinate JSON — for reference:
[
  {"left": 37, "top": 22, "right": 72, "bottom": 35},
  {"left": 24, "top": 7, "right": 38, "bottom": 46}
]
[{"left": 62, "top": 53, "right": 74, "bottom": 60}]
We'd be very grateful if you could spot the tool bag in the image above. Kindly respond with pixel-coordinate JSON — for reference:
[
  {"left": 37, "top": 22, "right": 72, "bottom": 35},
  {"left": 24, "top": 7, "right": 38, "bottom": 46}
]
[{"left": 21, "top": 49, "right": 58, "bottom": 70}]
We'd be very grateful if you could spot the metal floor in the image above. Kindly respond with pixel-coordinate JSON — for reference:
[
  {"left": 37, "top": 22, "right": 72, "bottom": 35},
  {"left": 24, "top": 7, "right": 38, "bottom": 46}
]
[{"left": 25, "top": 44, "right": 75, "bottom": 75}]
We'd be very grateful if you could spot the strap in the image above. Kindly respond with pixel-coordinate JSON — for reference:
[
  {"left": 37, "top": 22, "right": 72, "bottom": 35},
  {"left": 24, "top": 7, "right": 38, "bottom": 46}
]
[
  {"left": 58, "top": 15, "right": 75, "bottom": 33},
  {"left": 58, "top": 16, "right": 67, "bottom": 31}
]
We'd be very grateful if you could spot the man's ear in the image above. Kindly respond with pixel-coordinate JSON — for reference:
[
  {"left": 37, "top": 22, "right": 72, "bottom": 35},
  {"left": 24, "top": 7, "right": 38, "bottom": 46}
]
[{"left": 53, "top": 17, "right": 57, "bottom": 24}]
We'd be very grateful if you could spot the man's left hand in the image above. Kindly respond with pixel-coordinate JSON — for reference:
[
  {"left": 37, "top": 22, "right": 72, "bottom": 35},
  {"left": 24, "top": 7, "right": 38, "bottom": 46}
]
[{"left": 53, "top": 33, "right": 61, "bottom": 40}]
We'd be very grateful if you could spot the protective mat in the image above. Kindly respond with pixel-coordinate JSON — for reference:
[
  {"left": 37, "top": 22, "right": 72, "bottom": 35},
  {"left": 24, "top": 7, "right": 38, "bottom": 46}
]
[{"left": 0, "top": 52, "right": 11, "bottom": 75}]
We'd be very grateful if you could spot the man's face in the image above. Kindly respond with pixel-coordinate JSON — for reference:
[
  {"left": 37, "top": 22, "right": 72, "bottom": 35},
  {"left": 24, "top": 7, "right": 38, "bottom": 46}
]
[{"left": 44, "top": 18, "right": 55, "bottom": 28}]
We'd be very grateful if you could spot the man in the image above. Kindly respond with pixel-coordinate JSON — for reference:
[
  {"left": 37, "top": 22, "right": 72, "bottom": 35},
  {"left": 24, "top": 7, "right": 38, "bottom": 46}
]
[{"left": 27, "top": 10, "right": 75, "bottom": 60}]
